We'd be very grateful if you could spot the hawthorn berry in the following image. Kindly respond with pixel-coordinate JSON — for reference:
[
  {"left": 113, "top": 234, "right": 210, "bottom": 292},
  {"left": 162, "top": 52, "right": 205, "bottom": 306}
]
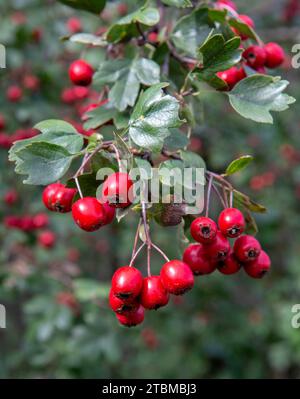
[
  {"left": 102, "top": 172, "right": 134, "bottom": 209},
  {"left": 217, "top": 66, "right": 246, "bottom": 89},
  {"left": 234, "top": 235, "right": 261, "bottom": 262},
  {"left": 190, "top": 216, "right": 218, "bottom": 244},
  {"left": 109, "top": 289, "right": 139, "bottom": 314},
  {"left": 23, "top": 74, "right": 40, "bottom": 91},
  {"left": 204, "top": 231, "right": 231, "bottom": 262},
  {"left": 72, "top": 197, "right": 106, "bottom": 232},
  {"left": 244, "top": 250, "right": 271, "bottom": 278},
  {"left": 218, "top": 208, "right": 245, "bottom": 238},
  {"left": 111, "top": 266, "right": 143, "bottom": 300},
  {"left": 42, "top": 183, "right": 77, "bottom": 213},
  {"left": 140, "top": 276, "right": 169, "bottom": 310},
  {"left": 216, "top": 0, "right": 237, "bottom": 11},
  {"left": 99, "top": 198, "right": 116, "bottom": 225},
  {"left": 116, "top": 304, "right": 145, "bottom": 327},
  {"left": 160, "top": 260, "right": 194, "bottom": 295},
  {"left": 264, "top": 42, "right": 285, "bottom": 68},
  {"left": 243, "top": 46, "right": 267, "bottom": 69},
  {"left": 32, "top": 213, "right": 49, "bottom": 229},
  {"left": 69, "top": 59, "right": 94, "bottom": 86},
  {"left": 183, "top": 244, "right": 216, "bottom": 275},
  {"left": 38, "top": 230, "right": 56, "bottom": 249},
  {"left": 217, "top": 251, "right": 242, "bottom": 275},
  {"left": 67, "top": 17, "right": 82, "bottom": 34},
  {"left": 7, "top": 85, "right": 23, "bottom": 102},
  {"left": 4, "top": 190, "right": 18, "bottom": 206}
]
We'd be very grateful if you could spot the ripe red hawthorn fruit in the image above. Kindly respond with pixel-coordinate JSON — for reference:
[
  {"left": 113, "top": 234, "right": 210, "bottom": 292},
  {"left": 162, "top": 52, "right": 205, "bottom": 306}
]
[
  {"left": 42, "top": 183, "right": 77, "bottom": 213},
  {"left": 243, "top": 46, "right": 267, "bottom": 69},
  {"left": 160, "top": 260, "right": 194, "bottom": 295},
  {"left": 216, "top": 0, "right": 237, "bottom": 13},
  {"left": 217, "top": 250, "right": 242, "bottom": 275},
  {"left": 67, "top": 17, "right": 82, "bottom": 34},
  {"left": 204, "top": 231, "right": 231, "bottom": 262},
  {"left": 264, "top": 42, "right": 285, "bottom": 68},
  {"left": 81, "top": 99, "right": 108, "bottom": 121},
  {"left": 190, "top": 216, "right": 218, "bottom": 244},
  {"left": 244, "top": 250, "right": 271, "bottom": 278},
  {"left": 38, "top": 230, "right": 56, "bottom": 249},
  {"left": 72, "top": 197, "right": 106, "bottom": 232},
  {"left": 111, "top": 266, "right": 143, "bottom": 300},
  {"left": 0, "top": 114, "right": 5, "bottom": 130},
  {"left": 116, "top": 304, "right": 145, "bottom": 327},
  {"left": 69, "top": 59, "right": 94, "bottom": 86},
  {"left": 32, "top": 213, "right": 49, "bottom": 229},
  {"left": 102, "top": 172, "right": 134, "bottom": 209},
  {"left": 7, "top": 86, "right": 23, "bottom": 102},
  {"left": 98, "top": 198, "right": 116, "bottom": 225},
  {"left": 4, "top": 190, "right": 18, "bottom": 206},
  {"left": 23, "top": 74, "right": 40, "bottom": 91},
  {"left": 109, "top": 289, "right": 139, "bottom": 314},
  {"left": 140, "top": 276, "right": 169, "bottom": 310},
  {"left": 117, "top": 3, "right": 128, "bottom": 16},
  {"left": 183, "top": 243, "right": 216, "bottom": 275},
  {"left": 234, "top": 235, "right": 262, "bottom": 262},
  {"left": 148, "top": 32, "right": 159, "bottom": 43},
  {"left": 234, "top": 15, "right": 255, "bottom": 40},
  {"left": 218, "top": 208, "right": 245, "bottom": 238},
  {"left": 217, "top": 66, "right": 246, "bottom": 90}
]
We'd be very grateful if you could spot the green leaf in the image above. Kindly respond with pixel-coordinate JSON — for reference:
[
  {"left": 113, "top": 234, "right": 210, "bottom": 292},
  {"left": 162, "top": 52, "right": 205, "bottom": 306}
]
[
  {"left": 69, "top": 33, "right": 107, "bottom": 46},
  {"left": 225, "top": 155, "right": 254, "bottom": 176},
  {"left": 179, "top": 150, "right": 206, "bottom": 186},
  {"left": 114, "top": 131, "right": 134, "bottom": 171},
  {"left": 171, "top": 8, "right": 215, "bottom": 58},
  {"left": 14, "top": 142, "right": 77, "bottom": 185},
  {"left": 67, "top": 173, "right": 97, "bottom": 198},
  {"left": 93, "top": 57, "right": 160, "bottom": 111},
  {"left": 83, "top": 102, "right": 118, "bottom": 130},
  {"left": 58, "top": 0, "right": 106, "bottom": 14},
  {"left": 129, "top": 83, "right": 182, "bottom": 151},
  {"left": 228, "top": 75, "right": 296, "bottom": 123},
  {"left": 106, "top": 6, "right": 160, "bottom": 44},
  {"left": 9, "top": 121, "right": 83, "bottom": 163},
  {"left": 164, "top": 129, "right": 189, "bottom": 151},
  {"left": 73, "top": 278, "right": 109, "bottom": 301},
  {"left": 198, "top": 35, "right": 242, "bottom": 73},
  {"left": 228, "top": 17, "right": 257, "bottom": 42},
  {"left": 161, "top": 0, "right": 192, "bottom": 8}
]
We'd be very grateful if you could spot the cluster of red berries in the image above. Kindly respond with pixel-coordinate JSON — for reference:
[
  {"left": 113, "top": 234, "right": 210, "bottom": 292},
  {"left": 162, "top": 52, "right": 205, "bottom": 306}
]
[
  {"left": 183, "top": 208, "right": 271, "bottom": 279},
  {"left": 109, "top": 259, "right": 194, "bottom": 327},
  {"left": 4, "top": 212, "right": 49, "bottom": 232},
  {"left": 215, "top": 0, "right": 285, "bottom": 89},
  {"left": 0, "top": 126, "right": 38, "bottom": 149},
  {"left": 42, "top": 172, "right": 134, "bottom": 232}
]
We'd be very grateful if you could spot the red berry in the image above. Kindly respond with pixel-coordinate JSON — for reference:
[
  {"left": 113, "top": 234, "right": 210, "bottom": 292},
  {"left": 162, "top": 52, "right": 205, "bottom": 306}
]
[
  {"left": 190, "top": 217, "right": 218, "bottom": 244},
  {"left": 102, "top": 172, "right": 134, "bottom": 209},
  {"left": 183, "top": 244, "right": 216, "bottom": 275},
  {"left": 234, "top": 235, "right": 261, "bottom": 262},
  {"left": 204, "top": 231, "right": 231, "bottom": 262},
  {"left": 99, "top": 199, "right": 116, "bottom": 225},
  {"left": 217, "top": 66, "right": 246, "bottom": 89},
  {"left": 23, "top": 74, "right": 40, "bottom": 91},
  {"left": 244, "top": 250, "right": 271, "bottom": 278},
  {"left": 4, "top": 190, "right": 18, "bottom": 205},
  {"left": 32, "top": 213, "right": 49, "bottom": 229},
  {"left": 72, "top": 197, "right": 106, "bottom": 232},
  {"left": 111, "top": 266, "right": 143, "bottom": 300},
  {"left": 117, "top": 3, "right": 128, "bottom": 16},
  {"left": 42, "top": 183, "right": 77, "bottom": 213},
  {"left": 148, "top": 32, "right": 159, "bottom": 43},
  {"left": 140, "top": 276, "right": 169, "bottom": 310},
  {"left": 218, "top": 208, "right": 245, "bottom": 238},
  {"left": 109, "top": 289, "right": 139, "bottom": 314},
  {"left": 69, "top": 60, "right": 94, "bottom": 86},
  {"left": 264, "top": 42, "right": 285, "bottom": 68},
  {"left": 217, "top": 250, "right": 242, "bottom": 275},
  {"left": 38, "top": 230, "right": 56, "bottom": 249},
  {"left": 243, "top": 46, "right": 267, "bottom": 69},
  {"left": 160, "top": 260, "right": 194, "bottom": 295},
  {"left": 116, "top": 305, "right": 145, "bottom": 327},
  {"left": 67, "top": 17, "right": 82, "bottom": 34},
  {"left": 7, "top": 86, "right": 23, "bottom": 102}
]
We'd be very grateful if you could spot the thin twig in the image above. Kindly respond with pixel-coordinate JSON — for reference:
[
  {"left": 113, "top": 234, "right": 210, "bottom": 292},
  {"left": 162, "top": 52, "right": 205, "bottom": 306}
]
[
  {"left": 131, "top": 218, "right": 142, "bottom": 261},
  {"left": 151, "top": 243, "right": 170, "bottom": 263},
  {"left": 74, "top": 177, "right": 83, "bottom": 199},
  {"left": 129, "top": 243, "right": 146, "bottom": 267},
  {"left": 205, "top": 174, "right": 213, "bottom": 217}
]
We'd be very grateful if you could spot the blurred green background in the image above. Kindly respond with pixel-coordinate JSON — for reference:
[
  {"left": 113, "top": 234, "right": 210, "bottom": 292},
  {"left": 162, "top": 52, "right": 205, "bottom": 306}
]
[{"left": 1, "top": 0, "right": 300, "bottom": 379}]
